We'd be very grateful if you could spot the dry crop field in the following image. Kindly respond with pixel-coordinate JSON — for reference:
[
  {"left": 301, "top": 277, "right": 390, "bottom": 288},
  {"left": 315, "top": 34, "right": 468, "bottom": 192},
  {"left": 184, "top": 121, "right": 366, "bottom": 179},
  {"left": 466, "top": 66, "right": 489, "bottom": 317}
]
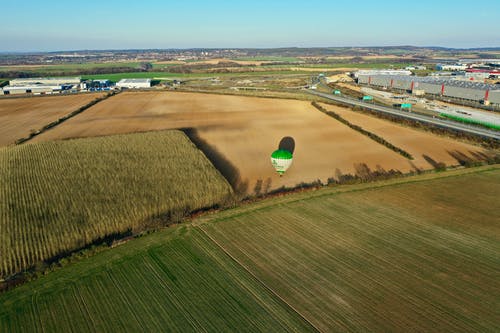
[
  {"left": 1, "top": 166, "right": 498, "bottom": 332},
  {"left": 0, "top": 93, "right": 105, "bottom": 147},
  {"left": 0, "top": 130, "right": 232, "bottom": 279},
  {"left": 319, "top": 103, "right": 489, "bottom": 169},
  {"left": 32, "top": 91, "right": 484, "bottom": 194}
]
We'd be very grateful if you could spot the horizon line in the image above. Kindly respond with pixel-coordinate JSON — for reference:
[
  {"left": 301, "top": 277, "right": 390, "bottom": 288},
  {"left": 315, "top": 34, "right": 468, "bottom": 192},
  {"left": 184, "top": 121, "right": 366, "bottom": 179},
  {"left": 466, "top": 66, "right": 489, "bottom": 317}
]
[{"left": 1, "top": 45, "right": 500, "bottom": 55}]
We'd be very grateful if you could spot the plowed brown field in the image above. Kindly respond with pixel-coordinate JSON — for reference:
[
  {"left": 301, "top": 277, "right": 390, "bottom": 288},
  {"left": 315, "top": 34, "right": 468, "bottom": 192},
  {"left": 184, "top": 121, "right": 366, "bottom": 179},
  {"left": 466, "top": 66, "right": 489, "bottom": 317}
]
[
  {"left": 319, "top": 103, "right": 486, "bottom": 170},
  {"left": 0, "top": 93, "right": 105, "bottom": 147},
  {"left": 32, "top": 92, "right": 484, "bottom": 193}
]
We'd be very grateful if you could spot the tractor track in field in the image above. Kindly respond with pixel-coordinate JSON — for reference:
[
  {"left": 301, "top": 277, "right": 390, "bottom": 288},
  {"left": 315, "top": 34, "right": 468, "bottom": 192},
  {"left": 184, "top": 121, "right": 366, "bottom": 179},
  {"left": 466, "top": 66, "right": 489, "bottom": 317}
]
[{"left": 196, "top": 225, "right": 323, "bottom": 333}]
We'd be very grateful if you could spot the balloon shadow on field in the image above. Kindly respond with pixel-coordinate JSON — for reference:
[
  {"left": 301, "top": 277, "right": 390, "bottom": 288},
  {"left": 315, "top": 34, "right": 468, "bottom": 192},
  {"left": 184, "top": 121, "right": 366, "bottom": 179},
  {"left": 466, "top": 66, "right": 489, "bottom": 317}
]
[{"left": 278, "top": 136, "right": 295, "bottom": 153}]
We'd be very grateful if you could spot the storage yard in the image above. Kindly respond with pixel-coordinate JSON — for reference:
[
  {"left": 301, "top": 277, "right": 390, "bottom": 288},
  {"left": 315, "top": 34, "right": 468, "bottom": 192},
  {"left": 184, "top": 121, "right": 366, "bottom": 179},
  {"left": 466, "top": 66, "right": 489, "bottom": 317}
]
[{"left": 28, "top": 91, "right": 485, "bottom": 194}]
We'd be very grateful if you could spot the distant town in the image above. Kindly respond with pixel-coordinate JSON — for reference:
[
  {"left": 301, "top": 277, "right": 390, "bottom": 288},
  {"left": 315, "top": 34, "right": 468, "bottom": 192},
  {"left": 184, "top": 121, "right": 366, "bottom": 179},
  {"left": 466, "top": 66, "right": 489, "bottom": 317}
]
[{"left": 1, "top": 49, "right": 498, "bottom": 108}]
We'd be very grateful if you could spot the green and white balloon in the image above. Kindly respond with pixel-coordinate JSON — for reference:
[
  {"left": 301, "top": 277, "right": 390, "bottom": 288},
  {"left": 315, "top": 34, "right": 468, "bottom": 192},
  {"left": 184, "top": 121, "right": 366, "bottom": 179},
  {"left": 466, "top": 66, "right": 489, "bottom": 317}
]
[{"left": 270, "top": 149, "right": 293, "bottom": 176}]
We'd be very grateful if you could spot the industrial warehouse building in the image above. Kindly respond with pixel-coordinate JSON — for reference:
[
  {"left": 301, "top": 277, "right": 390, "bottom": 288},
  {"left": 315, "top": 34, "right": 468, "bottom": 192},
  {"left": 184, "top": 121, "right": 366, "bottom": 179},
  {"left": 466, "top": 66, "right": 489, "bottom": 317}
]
[
  {"left": 357, "top": 74, "right": 500, "bottom": 105},
  {"left": 353, "top": 69, "right": 412, "bottom": 78},
  {"left": 116, "top": 79, "right": 151, "bottom": 89},
  {"left": 435, "top": 64, "right": 467, "bottom": 71},
  {"left": 2, "top": 77, "right": 82, "bottom": 95},
  {"left": 9, "top": 77, "right": 81, "bottom": 86},
  {"left": 1, "top": 85, "right": 69, "bottom": 95}
]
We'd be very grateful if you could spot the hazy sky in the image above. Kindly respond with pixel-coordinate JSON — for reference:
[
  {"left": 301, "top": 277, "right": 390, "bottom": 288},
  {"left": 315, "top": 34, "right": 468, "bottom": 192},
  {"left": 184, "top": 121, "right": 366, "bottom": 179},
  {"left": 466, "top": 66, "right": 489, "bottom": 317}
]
[{"left": 2, "top": 0, "right": 499, "bottom": 52}]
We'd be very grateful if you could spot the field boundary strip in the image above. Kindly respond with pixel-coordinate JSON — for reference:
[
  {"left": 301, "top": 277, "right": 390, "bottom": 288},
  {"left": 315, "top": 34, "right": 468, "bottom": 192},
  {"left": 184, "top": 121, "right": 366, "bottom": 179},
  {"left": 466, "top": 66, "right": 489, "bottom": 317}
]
[
  {"left": 14, "top": 91, "right": 120, "bottom": 145},
  {"left": 311, "top": 102, "right": 414, "bottom": 160},
  {"left": 193, "top": 164, "right": 500, "bottom": 226},
  {"left": 195, "top": 226, "right": 323, "bottom": 333}
]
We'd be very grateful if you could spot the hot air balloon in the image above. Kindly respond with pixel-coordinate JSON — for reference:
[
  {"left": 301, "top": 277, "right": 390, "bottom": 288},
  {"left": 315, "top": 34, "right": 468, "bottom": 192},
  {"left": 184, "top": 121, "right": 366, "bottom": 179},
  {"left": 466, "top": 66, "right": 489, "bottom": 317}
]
[{"left": 270, "top": 149, "right": 293, "bottom": 176}]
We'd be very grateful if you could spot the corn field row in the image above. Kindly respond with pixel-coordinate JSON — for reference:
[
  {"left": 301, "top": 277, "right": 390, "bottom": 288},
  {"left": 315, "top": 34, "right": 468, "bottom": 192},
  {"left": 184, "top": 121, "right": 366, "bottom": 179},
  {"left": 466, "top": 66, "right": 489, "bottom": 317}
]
[{"left": 0, "top": 130, "right": 233, "bottom": 279}]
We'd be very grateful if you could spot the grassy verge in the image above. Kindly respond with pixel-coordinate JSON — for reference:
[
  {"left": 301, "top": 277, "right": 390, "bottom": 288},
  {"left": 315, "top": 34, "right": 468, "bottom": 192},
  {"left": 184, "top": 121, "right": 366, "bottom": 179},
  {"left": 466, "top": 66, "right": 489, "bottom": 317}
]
[
  {"left": 195, "top": 164, "right": 500, "bottom": 225},
  {"left": 440, "top": 113, "right": 500, "bottom": 131}
]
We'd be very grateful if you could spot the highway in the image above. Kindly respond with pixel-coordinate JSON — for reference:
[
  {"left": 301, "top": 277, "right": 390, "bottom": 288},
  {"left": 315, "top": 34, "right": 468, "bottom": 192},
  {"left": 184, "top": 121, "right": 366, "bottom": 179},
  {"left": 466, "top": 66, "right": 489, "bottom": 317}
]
[{"left": 307, "top": 90, "right": 500, "bottom": 140}]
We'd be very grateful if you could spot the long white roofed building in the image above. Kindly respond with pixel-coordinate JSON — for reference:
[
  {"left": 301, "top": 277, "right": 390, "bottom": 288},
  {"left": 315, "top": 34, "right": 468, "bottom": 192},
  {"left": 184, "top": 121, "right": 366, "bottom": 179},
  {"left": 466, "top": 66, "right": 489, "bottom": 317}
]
[
  {"left": 2, "top": 77, "right": 81, "bottom": 95},
  {"left": 116, "top": 79, "right": 151, "bottom": 89},
  {"left": 9, "top": 77, "right": 81, "bottom": 86}
]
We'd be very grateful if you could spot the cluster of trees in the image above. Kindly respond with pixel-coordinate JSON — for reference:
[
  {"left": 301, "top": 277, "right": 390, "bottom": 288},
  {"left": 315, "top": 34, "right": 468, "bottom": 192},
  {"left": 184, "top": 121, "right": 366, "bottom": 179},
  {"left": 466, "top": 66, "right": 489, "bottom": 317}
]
[
  {"left": 251, "top": 163, "right": 407, "bottom": 200},
  {"left": 0, "top": 67, "right": 138, "bottom": 79},
  {"left": 0, "top": 63, "right": 154, "bottom": 79},
  {"left": 329, "top": 164, "right": 403, "bottom": 185}
]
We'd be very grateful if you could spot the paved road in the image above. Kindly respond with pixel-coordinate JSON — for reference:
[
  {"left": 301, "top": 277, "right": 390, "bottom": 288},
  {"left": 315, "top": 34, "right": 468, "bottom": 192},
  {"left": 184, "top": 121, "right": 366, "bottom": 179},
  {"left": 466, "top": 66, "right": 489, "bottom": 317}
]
[{"left": 308, "top": 90, "right": 500, "bottom": 140}]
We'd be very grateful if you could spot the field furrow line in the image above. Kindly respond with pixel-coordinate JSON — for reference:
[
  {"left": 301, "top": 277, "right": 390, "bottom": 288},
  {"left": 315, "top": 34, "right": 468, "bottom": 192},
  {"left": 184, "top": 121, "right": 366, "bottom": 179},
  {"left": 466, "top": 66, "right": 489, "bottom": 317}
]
[{"left": 196, "top": 225, "right": 323, "bottom": 333}]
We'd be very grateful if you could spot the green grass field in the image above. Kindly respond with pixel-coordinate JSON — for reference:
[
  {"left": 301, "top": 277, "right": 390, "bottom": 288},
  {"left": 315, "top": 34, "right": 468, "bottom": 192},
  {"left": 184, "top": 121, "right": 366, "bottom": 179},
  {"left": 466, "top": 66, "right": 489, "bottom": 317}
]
[
  {"left": 82, "top": 70, "right": 316, "bottom": 81},
  {"left": 0, "top": 60, "right": 407, "bottom": 83},
  {"left": 0, "top": 130, "right": 232, "bottom": 280},
  {"left": 0, "top": 166, "right": 498, "bottom": 332},
  {"left": 0, "top": 226, "right": 314, "bottom": 332},
  {"left": 82, "top": 71, "right": 181, "bottom": 81},
  {"left": 200, "top": 167, "right": 500, "bottom": 332},
  {"left": 0, "top": 62, "right": 141, "bottom": 73},
  {"left": 151, "top": 62, "right": 185, "bottom": 69}
]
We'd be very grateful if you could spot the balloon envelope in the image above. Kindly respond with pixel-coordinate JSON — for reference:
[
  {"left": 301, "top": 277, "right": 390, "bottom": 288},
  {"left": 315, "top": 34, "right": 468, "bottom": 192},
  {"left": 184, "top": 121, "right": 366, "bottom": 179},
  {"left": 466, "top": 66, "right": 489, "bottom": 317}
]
[{"left": 270, "top": 149, "right": 293, "bottom": 175}]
